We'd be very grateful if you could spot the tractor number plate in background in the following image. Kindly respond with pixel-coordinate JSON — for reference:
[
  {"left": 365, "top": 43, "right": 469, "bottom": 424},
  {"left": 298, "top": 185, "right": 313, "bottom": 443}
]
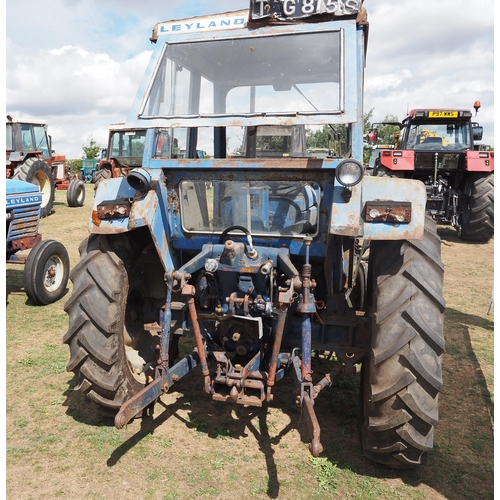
[{"left": 428, "top": 111, "right": 459, "bottom": 118}]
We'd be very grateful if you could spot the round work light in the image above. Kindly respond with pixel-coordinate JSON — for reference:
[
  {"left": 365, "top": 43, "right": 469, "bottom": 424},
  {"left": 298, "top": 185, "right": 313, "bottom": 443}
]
[{"left": 335, "top": 159, "right": 364, "bottom": 187}]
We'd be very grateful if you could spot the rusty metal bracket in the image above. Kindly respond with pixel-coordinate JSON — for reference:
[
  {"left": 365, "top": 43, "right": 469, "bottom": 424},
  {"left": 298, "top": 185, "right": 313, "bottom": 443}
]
[
  {"left": 114, "top": 371, "right": 166, "bottom": 429},
  {"left": 303, "top": 394, "right": 324, "bottom": 457},
  {"left": 290, "top": 351, "right": 324, "bottom": 456},
  {"left": 114, "top": 351, "right": 200, "bottom": 429}
]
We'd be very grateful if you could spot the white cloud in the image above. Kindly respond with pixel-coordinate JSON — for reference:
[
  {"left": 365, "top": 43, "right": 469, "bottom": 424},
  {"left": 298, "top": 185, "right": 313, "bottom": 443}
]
[
  {"left": 364, "top": 0, "right": 494, "bottom": 145},
  {"left": 5, "top": 0, "right": 249, "bottom": 159},
  {"left": 5, "top": 0, "right": 495, "bottom": 155},
  {"left": 6, "top": 37, "right": 152, "bottom": 158},
  {"left": 366, "top": 69, "right": 413, "bottom": 93}
]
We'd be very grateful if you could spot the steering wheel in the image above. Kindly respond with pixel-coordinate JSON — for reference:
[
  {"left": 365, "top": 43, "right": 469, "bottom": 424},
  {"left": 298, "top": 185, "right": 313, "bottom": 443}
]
[{"left": 218, "top": 225, "right": 251, "bottom": 244}]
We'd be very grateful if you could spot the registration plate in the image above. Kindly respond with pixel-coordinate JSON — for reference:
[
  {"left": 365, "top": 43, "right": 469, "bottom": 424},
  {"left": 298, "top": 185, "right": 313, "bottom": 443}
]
[
  {"left": 428, "top": 111, "right": 459, "bottom": 118},
  {"left": 250, "top": 0, "right": 362, "bottom": 21}
]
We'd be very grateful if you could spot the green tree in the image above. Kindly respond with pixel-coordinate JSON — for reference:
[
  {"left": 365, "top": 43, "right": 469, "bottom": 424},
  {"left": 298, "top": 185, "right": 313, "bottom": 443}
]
[
  {"left": 306, "top": 126, "right": 332, "bottom": 149},
  {"left": 82, "top": 135, "right": 101, "bottom": 159},
  {"left": 363, "top": 111, "right": 401, "bottom": 164},
  {"left": 363, "top": 107, "right": 374, "bottom": 136},
  {"left": 306, "top": 125, "right": 349, "bottom": 157},
  {"left": 304, "top": 111, "right": 402, "bottom": 163},
  {"left": 68, "top": 158, "right": 82, "bottom": 175},
  {"left": 370, "top": 113, "right": 400, "bottom": 146}
]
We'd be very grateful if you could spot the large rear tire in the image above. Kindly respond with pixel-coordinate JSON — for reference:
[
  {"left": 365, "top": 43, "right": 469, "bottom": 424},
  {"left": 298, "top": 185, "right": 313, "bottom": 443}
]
[
  {"left": 24, "top": 239, "right": 70, "bottom": 305},
  {"left": 360, "top": 216, "right": 445, "bottom": 468},
  {"left": 13, "top": 158, "right": 55, "bottom": 218},
  {"left": 63, "top": 234, "right": 165, "bottom": 414},
  {"left": 374, "top": 164, "right": 404, "bottom": 179},
  {"left": 458, "top": 173, "right": 494, "bottom": 242}
]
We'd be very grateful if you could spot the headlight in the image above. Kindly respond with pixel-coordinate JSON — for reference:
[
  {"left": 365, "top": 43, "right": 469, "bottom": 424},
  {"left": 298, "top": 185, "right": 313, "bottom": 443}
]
[
  {"left": 127, "top": 168, "right": 151, "bottom": 192},
  {"left": 335, "top": 159, "right": 364, "bottom": 187}
]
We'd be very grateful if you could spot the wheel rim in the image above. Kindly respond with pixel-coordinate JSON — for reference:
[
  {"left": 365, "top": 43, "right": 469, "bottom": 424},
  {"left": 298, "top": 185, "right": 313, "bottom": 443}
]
[
  {"left": 77, "top": 185, "right": 85, "bottom": 203},
  {"left": 43, "top": 255, "right": 65, "bottom": 292},
  {"left": 123, "top": 288, "right": 160, "bottom": 384},
  {"left": 351, "top": 262, "right": 366, "bottom": 312},
  {"left": 33, "top": 170, "right": 52, "bottom": 207},
  {"left": 124, "top": 345, "right": 149, "bottom": 384}
]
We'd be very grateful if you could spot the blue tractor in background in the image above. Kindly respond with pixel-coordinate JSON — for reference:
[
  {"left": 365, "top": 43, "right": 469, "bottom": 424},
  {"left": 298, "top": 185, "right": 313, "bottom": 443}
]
[
  {"left": 64, "top": 3, "right": 445, "bottom": 469},
  {"left": 80, "top": 159, "right": 99, "bottom": 183},
  {"left": 7, "top": 179, "right": 70, "bottom": 305}
]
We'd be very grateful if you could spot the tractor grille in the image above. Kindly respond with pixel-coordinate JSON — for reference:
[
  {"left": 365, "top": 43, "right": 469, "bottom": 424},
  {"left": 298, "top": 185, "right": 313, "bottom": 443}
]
[
  {"left": 7, "top": 206, "right": 41, "bottom": 241},
  {"left": 414, "top": 152, "right": 460, "bottom": 170}
]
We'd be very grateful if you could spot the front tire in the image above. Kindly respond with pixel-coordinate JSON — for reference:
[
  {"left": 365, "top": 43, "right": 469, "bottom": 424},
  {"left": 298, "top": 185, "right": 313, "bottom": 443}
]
[
  {"left": 67, "top": 179, "right": 86, "bottom": 207},
  {"left": 374, "top": 164, "right": 404, "bottom": 179},
  {"left": 24, "top": 240, "right": 70, "bottom": 305},
  {"left": 360, "top": 216, "right": 445, "bottom": 468},
  {"left": 93, "top": 166, "right": 112, "bottom": 190},
  {"left": 458, "top": 173, "right": 494, "bottom": 242},
  {"left": 13, "top": 158, "right": 55, "bottom": 218},
  {"left": 63, "top": 234, "right": 164, "bottom": 414}
]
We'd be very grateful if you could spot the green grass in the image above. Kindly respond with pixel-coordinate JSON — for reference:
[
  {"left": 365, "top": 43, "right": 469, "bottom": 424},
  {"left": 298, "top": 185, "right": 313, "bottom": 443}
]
[{"left": 5, "top": 187, "right": 494, "bottom": 500}]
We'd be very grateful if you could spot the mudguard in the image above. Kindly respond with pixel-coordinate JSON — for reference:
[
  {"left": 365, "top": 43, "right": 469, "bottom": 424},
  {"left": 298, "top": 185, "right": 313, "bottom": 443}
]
[
  {"left": 89, "top": 171, "right": 175, "bottom": 271},
  {"left": 330, "top": 176, "right": 426, "bottom": 240}
]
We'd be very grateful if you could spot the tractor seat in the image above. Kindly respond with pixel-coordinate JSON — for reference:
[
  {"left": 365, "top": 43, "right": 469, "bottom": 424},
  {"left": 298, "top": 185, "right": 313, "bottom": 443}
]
[{"left": 422, "top": 137, "right": 443, "bottom": 145}]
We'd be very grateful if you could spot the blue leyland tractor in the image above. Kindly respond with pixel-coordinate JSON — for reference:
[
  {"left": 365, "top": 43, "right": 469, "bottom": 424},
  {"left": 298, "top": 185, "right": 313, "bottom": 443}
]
[
  {"left": 64, "top": 2, "right": 445, "bottom": 469},
  {"left": 7, "top": 179, "right": 70, "bottom": 305}
]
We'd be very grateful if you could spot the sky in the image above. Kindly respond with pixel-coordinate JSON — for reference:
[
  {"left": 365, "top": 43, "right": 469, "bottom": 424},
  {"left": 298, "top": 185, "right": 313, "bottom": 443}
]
[{"left": 5, "top": 0, "right": 495, "bottom": 159}]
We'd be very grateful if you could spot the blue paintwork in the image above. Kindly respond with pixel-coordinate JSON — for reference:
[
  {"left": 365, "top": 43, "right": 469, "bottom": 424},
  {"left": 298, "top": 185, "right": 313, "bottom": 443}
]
[
  {"left": 126, "top": 19, "right": 362, "bottom": 133},
  {"left": 89, "top": 14, "right": 426, "bottom": 268},
  {"left": 91, "top": 10, "right": 432, "bottom": 450},
  {"left": 6, "top": 179, "right": 42, "bottom": 256},
  {"left": 6, "top": 179, "right": 41, "bottom": 195}
]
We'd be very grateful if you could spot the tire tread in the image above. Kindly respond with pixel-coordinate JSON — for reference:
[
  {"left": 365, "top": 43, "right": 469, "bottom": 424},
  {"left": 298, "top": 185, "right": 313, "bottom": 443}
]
[{"left": 360, "top": 216, "right": 445, "bottom": 468}]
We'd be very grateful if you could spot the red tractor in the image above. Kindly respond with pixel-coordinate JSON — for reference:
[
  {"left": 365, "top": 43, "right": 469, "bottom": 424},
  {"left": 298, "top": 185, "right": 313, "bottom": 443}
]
[
  {"left": 6, "top": 116, "right": 85, "bottom": 217},
  {"left": 92, "top": 123, "right": 147, "bottom": 189},
  {"left": 371, "top": 103, "right": 494, "bottom": 241}
]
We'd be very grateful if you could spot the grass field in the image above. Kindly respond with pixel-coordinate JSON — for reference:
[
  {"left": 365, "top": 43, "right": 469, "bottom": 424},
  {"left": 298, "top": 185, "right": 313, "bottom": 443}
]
[{"left": 5, "top": 184, "right": 494, "bottom": 499}]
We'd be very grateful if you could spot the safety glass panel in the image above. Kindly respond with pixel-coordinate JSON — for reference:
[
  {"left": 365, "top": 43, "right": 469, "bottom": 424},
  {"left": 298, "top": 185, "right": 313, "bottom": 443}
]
[
  {"left": 180, "top": 180, "right": 320, "bottom": 237},
  {"left": 21, "top": 124, "right": 35, "bottom": 151},
  {"left": 110, "top": 130, "right": 147, "bottom": 157},
  {"left": 32, "top": 125, "right": 51, "bottom": 159},
  {"left": 6, "top": 123, "right": 12, "bottom": 150},
  {"left": 241, "top": 125, "right": 306, "bottom": 158},
  {"left": 406, "top": 121, "right": 472, "bottom": 150},
  {"left": 109, "top": 130, "right": 147, "bottom": 167},
  {"left": 142, "top": 30, "right": 342, "bottom": 118}
]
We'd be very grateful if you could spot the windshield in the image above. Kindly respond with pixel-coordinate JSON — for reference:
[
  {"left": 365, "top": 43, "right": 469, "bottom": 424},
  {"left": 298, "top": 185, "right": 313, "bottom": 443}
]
[
  {"left": 368, "top": 149, "right": 380, "bottom": 168},
  {"left": 241, "top": 125, "right": 306, "bottom": 158},
  {"left": 141, "top": 30, "right": 342, "bottom": 119},
  {"left": 6, "top": 123, "right": 12, "bottom": 151},
  {"left": 180, "top": 180, "right": 320, "bottom": 237},
  {"left": 109, "top": 129, "right": 147, "bottom": 167},
  {"left": 405, "top": 121, "right": 472, "bottom": 150},
  {"left": 32, "top": 125, "right": 51, "bottom": 159}
]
